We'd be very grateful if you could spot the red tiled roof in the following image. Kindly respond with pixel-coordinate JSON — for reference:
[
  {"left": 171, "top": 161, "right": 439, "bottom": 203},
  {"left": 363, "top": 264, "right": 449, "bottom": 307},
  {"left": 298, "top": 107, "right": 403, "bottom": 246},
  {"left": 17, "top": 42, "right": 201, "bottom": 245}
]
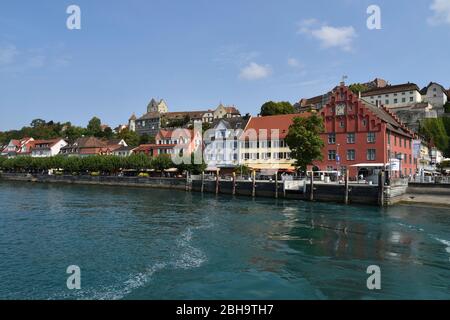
[
  {"left": 32, "top": 138, "right": 62, "bottom": 149},
  {"left": 156, "top": 129, "right": 194, "bottom": 140},
  {"left": 241, "top": 113, "right": 311, "bottom": 140},
  {"left": 225, "top": 106, "right": 240, "bottom": 114},
  {"left": 361, "top": 83, "right": 420, "bottom": 97}
]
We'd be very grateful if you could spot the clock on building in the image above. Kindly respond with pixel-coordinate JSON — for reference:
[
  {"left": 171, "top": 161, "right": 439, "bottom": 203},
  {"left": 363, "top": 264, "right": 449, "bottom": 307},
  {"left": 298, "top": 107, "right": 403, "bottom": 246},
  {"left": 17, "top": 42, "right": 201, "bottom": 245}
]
[{"left": 335, "top": 103, "right": 346, "bottom": 116}]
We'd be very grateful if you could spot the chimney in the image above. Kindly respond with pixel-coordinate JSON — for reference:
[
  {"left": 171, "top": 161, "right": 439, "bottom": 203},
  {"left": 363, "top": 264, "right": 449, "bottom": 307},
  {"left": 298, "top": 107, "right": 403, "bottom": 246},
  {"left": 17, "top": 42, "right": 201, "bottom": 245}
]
[{"left": 358, "top": 91, "right": 361, "bottom": 99}]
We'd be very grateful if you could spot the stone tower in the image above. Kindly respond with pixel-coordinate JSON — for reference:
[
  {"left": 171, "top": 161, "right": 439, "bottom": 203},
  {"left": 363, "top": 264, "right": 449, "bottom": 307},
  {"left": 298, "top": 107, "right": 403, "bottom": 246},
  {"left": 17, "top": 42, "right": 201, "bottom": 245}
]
[
  {"left": 147, "top": 98, "right": 168, "bottom": 113},
  {"left": 128, "top": 113, "right": 137, "bottom": 132}
]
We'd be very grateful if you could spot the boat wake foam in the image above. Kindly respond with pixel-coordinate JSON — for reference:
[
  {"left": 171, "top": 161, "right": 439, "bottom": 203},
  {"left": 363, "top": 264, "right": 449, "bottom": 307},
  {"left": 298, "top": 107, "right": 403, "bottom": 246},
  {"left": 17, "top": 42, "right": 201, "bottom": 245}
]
[{"left": 50, "top": 218, "right": 213, "bottom": 300}]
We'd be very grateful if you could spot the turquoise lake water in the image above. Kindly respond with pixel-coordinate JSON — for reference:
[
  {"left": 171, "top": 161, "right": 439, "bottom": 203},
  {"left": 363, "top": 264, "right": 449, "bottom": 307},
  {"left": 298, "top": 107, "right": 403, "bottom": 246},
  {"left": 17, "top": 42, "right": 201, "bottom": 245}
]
[{"left": 0, "top": 180, "right": 449, "bottom": 300}]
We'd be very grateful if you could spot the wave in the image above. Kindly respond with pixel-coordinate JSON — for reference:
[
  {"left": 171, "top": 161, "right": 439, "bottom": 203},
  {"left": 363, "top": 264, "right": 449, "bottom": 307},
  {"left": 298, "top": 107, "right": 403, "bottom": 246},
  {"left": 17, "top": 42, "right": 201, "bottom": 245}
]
[{"left": 50, "top": 218, "right": 212, "bottom": 300}]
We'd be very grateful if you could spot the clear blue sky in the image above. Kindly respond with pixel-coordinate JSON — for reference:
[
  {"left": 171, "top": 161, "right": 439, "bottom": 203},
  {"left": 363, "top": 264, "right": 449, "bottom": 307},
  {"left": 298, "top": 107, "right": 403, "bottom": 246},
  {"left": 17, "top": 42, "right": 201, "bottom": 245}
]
[{"left": 1, "top": 0, "right": 449, "bottom": 130}]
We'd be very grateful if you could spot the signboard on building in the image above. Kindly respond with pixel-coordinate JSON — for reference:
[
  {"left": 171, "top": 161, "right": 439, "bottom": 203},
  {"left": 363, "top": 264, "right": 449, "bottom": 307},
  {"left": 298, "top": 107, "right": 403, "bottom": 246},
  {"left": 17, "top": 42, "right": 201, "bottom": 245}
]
[
  {"left": 387, "top": 158, "right": 400, "bottom": 171},
  {"left": 412, "top": 140, "right": 421, "bottom": 158}
]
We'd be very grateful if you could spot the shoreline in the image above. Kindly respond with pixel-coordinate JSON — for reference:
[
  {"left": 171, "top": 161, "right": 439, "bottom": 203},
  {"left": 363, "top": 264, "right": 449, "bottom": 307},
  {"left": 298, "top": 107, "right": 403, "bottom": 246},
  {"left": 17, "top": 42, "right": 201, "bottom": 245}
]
[{"left": 2, "top": 173, "right": 449, "bottom": 208}]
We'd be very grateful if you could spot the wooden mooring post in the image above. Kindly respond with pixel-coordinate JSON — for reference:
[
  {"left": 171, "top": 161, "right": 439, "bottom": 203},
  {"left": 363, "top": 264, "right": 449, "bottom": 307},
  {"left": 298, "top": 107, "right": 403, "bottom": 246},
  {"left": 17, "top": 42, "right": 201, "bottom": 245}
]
[
  {"left": 201, "top": 171, "right": 205, "bottom": 193},
  {"left": 215, "top": 169, "right": 220, "bottom": 195},
  {"left": 252, "top": 170, "right": 256, "bottom": 198},
  {"left": 185, "top": 171, "right": 190, "bottom": 191},
  {"left": 275, "top": 170, "right": 279, "bottom": 199},
  {"left": 344, "top": 169, "right": 349, "bottom": 205},
  {"left": 232, "top": 172, "right": 236, "bottom": 196},
  {"left": 309, "top": 171, "right": 314, "bottom": 201},
  {"left": 378, "top": 170, "right": 385, "bottom": 206}
]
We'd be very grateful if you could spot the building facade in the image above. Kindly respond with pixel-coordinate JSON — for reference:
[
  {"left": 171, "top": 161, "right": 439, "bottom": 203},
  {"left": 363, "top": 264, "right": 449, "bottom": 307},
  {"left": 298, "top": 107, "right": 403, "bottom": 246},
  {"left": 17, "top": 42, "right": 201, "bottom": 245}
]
[
  {"left": 239, "top": 114, "right": 304, "bottom": 172},
  {"left": 31, "top": 139, "right": 68, "bottom": 157},
  {"left": 421, "top": 82, "right": 448, "bottom": 115},
  {"left": 204, "top": 117, "right": 249, "bottom": 170},
  {"left": 129, "top": 101, "right": 241, "bottom": 136},
  {"left": 1, "top": 138, "right": 35, "bottom": 158},
  {"left": 60, "top": 137, "right": 126, "bottom": 157},
  {"left": 361, "top": 83, "right": 423, "bottom": 108},
  {"left": 313, "top": 84, "right": 417, "bottom": 179}
]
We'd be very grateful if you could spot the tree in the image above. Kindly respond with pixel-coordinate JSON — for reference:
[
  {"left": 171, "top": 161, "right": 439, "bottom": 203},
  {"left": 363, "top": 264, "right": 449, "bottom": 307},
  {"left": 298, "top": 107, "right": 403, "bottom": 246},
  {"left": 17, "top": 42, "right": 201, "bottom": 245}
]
[
  {"left": 87, "top": 117, "right": 102, "bottom": 137},
  {"left": 100, "top": 126, "right": 114, "bottom": 140},
  {"left": 419, "top": 118, "right": 449, "bottom": 155},
  {"left": 117, "top": 128, "right": 140, "bottom": 147},
  {"left": 444, "top": 102, "right": 450, "bottom": 114},
  {"left": 285, "top": 114, "right": 325, "bottom": 171},
  {"left": 202, "top": 122, "right": 212, "bottom": 132},
  {"left": 348, "top": 83, "right": 369, "bottom": 94},
  {"left": 139, "top": 133, "right": 155, "bottom": 145},
  {"left": 234, "top": 165, "right": 251, "bottom": 176},
  {"left": 64, "top": 125, "right": 86, "bottom": 143},
  {"left": 30, "top": 119, "right": 46, "bottom": 128},
  {"left": 152, "top": 154, "right": 173, "bottom": 173},
  {"left": 260, "top": 101, "right": 295, "bottom": 116}
]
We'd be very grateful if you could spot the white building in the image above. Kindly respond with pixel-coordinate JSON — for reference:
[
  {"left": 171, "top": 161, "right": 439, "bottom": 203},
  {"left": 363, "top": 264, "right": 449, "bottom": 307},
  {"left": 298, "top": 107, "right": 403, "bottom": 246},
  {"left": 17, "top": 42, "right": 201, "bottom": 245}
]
[
  {"left": 31, "top": 139, "right": 68, "bottom": 157},
  {"left": 420, "top": 82, "right": 448, "bottom": 116},
  {"left": 204, "top": 118, "right": 249, "bottom": 170},
  {"left": 362, "top": 83, "right": 423, "bottom": 108}
]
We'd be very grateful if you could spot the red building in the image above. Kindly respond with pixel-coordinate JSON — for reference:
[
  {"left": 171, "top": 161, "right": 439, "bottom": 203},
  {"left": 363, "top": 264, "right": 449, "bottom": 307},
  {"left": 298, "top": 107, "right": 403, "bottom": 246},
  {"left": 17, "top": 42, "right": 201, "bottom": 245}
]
[
  {"left": 310, "top": 84, "right": 417, "bottom": 179},
  {"left": 133, "top": 129, "right": 202, "bottom": 157}
]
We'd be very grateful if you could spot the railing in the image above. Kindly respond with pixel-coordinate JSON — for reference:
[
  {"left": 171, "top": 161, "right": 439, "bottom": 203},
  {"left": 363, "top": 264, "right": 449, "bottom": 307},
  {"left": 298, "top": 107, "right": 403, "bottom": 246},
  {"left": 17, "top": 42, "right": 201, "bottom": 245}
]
[{"left": 410, "top": 176, "right": 450, "bottom": 184}]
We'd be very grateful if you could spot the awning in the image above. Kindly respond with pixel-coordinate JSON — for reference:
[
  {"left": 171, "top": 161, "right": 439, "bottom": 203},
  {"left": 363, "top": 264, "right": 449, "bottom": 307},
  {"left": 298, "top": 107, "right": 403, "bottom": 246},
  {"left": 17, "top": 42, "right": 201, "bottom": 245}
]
[{"left": 350, "top": 163, "right": 385, "bottom": 168}]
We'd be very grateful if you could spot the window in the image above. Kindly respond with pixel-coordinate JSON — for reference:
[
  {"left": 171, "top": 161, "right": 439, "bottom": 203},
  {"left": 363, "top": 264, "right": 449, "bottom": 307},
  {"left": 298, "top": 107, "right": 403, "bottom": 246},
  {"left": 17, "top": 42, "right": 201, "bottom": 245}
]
[
  {"left": 347, "top": 149, "right": 355, "bottom": 161},
  {"left": 328, "top": 133, "right": 336, "bottom": 144},
  {"left": 387, "top": 132, "right": 391, "bottom": 145},
  {"left": 347, "top": 133, "right": 355, "bottom": 144},
  {"left": 367, "top": 132, "right": 376, "bottom": 143},
  {"left": 385, "top": 99, "right": 389, "bottom": 104},
  {"left": 404, "top": 139, "right": 407, "bottom": 148},
  {"left": 328, "top": 150, "right": 336, "bottom": 161},
  {"left": 340, "top": 121, "right": 345, "bottom": 128},
  {"left": 362, "top": 119, "right": 367, "bottom": 127},
  {"left": 402, "top": 98, "right": 406, "bottom": 103},
  {"left": 367, "top": 149, "right": 376, "bottom": 161},
  {"left": 394, "top": 99, "right": 398, "bottom": 103},
  {"left": 410, "top": 97, "right": 414, "bottom": 102}
]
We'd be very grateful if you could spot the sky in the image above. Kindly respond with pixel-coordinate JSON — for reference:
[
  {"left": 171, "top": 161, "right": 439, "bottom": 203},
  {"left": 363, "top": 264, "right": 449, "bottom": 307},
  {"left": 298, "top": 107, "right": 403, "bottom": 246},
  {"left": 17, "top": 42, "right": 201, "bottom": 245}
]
[{"left": 1, "top": 0, "right": 450, "bottom": 131}]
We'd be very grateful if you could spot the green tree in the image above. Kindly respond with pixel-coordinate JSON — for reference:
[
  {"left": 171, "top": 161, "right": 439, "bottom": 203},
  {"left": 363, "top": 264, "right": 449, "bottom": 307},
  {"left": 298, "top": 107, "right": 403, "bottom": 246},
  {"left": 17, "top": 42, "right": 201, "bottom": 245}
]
[
  {"left": 260, "top": 101, "right": 295, "bottom": 116},
  {"left": 117, "top": 128, "right": 140, "bottom": 147},
  {"left": 64, "top": 125, "right": 86, "bottom": 143},
  {"left": 139, "top": 133, "right": 155, "bottom": 145},
  {"left": 419, "top": 118, "right": 449, "bottom": 155},
  {"left": 87, "top": 117, "right": 102, "bottom": 137},
  {"left": 285, "top": 114, "right": 325, "bottom": 171},
  {"left": 101, "top": 126, "right": 114, "bottom": 140},
  {"left": 234, "top": 165, "right": 251, "bottom": 176},
  {"left": 348, "top": 83, "right": 369, "bottom": 94},
  {"left": 30, "top": 119, "right": 46, "bottom": 128},
  {"left": 444, "top": 102, "right": 450, "bottom": 114},
  {"left": 151, "top": 154, "right": 173, "bottom": 173}
]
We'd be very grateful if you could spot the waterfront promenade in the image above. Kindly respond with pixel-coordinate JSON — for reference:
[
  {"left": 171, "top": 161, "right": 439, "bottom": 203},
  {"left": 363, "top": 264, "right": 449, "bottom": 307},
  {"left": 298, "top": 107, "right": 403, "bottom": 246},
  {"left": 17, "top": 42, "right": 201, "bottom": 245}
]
[{"left": 3, "top": 172, "right": 447, "bottom": 208}]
